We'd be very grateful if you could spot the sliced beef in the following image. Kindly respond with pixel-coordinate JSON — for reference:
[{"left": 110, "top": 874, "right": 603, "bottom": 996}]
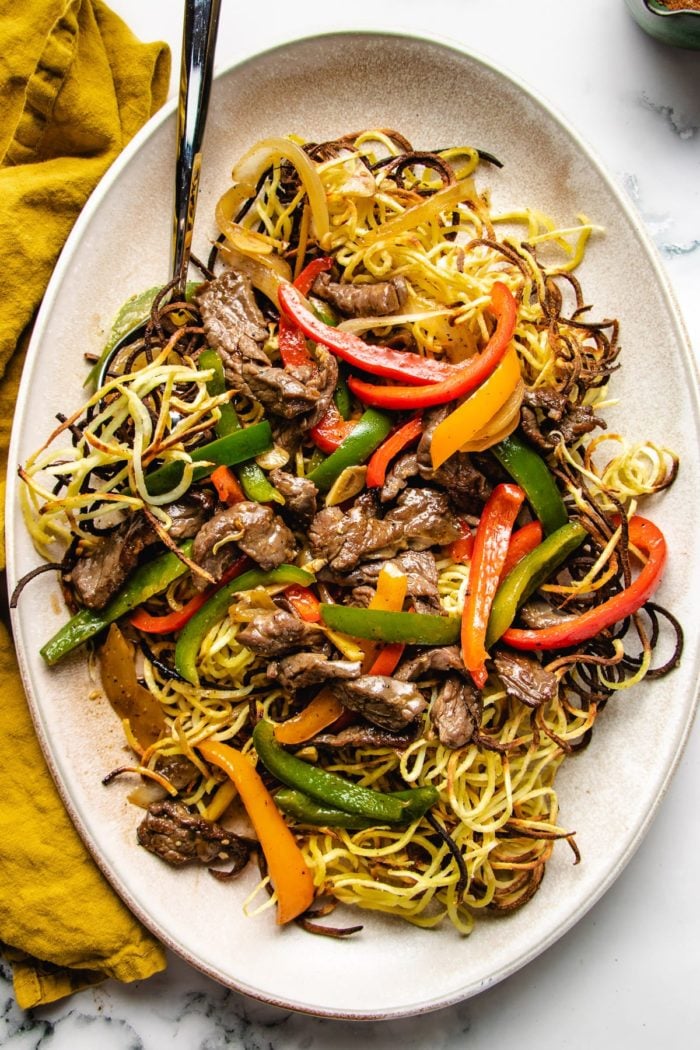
[
  {"left": 268, "top": 652, "right": 362, "bottom": 692},
  {"left": 384, "top": 487, "right": 461, "bottom": 547},
  {"left": 333, "top": 676, "right": 427, "bottom": 731},
  {"left": 520, "top": 388, "right": 606, "bottom": 450},
  {"left": 268, "top": 469, "right": 318, "bottom": 528},
  {"left": 196, "top": 270, "right": 270, "bottom": 397},
  {"left": 492, "top": 650, "right": 558, "bottom": 708},
  {"left": 311, "top": 272, "right": 408, "bottom": 317},
  {"left": 313, "top": 724, "right": 416, "bottom": 750},
  {"left": 237, "top": 609, "right": 326, "bottom": 657},
  {"left": 309, "top": 496, "right": 405, "bottom": 572},
  {"left": 242, "top": 344, "right": 337, "bottom": 426},
  {"left": 430, "top": 674, "right": 482, "bottom": 749},
  {"left": 153, "top": 754, "right": 199, "bottom": 791},
  {"left": 342, "top": 550, "right": 441, "bottom": 614},
  {"left": 70, "top": 512, "right": 156, "bottom": 610},
  {"left": 192, "top": 502, "right": 295, "bottom": 584},
  {"left": 416, "top": 407, "right": 492, "bottom": 512},
  {"left": 137, "top": 800, "right": 250, "bottom": 870},
  {"left": 380, "top": 452, "right": 419, "bottom": 503},
  {"left": 309, "top": 488, "right": 459, "bottom": 572},
  {"left": 165, "top": 492, "right": 216, "bottom": 540},
  {"left": 395, "top": 645, "right": 465, "bottom": 682}
]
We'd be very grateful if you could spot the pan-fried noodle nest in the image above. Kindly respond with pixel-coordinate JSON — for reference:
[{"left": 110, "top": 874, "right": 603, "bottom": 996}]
[{"left": 20, "top": 130, "right": 681, "bottom": 933}]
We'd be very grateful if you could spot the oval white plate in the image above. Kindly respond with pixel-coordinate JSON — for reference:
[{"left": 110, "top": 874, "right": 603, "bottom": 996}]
[{"left": 6, "top": 31, "right": 700, "bottom": 1019}]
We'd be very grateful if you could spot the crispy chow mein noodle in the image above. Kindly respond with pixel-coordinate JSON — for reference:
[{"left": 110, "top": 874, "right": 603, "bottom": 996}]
[{"left": 18, "top": 130, "right": 682, "bottom": 933}]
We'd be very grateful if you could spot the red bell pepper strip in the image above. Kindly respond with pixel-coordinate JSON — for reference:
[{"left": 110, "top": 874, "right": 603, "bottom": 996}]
[
  {"left": 367, "top": 642, "right": 405, "bottom": 676},
  {"left": 499, "top": 520, "right": 544, "bottom": 582},
  {"left": 461, "top": 483, "right": 525, "bottom": 688},
  {"left": 278, "top": 257, "right": 333, "bottom": 368},
  {"left": 347, "top": 282, "right": 518, "bottom": 410},
  {"left": 285, "top": 583, "right": 322, "bottom": 623},
  {"left": 502, "top": 515, "right": 667, "bottom": 651},
  {"left": 309, "top": 401, "right": 356, "bottom": 453},
  {"left": 129, "top": 556, "right": 249, "bottom": 635},
  {"left": 210, "top": 464, "right": 246, "bottom": 505},
  {"left": 447, "top": 520, "right": 475, "bottom": 564},
  {"left": 365, "top": 415, "right": 423, "bottom": 488},
  {"left": 278, "top": 283, "right": 456, "bottom": 385}
]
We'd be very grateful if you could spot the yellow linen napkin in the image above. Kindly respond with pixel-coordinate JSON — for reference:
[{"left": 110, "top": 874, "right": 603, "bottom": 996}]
[{"left": 0, "top": 0, "right": 170, "bottom": 1010}]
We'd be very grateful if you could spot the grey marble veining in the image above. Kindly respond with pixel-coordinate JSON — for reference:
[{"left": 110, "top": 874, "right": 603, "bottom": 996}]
[{"left": 4, "top": 0, "right": 699, "bottom": 1046}]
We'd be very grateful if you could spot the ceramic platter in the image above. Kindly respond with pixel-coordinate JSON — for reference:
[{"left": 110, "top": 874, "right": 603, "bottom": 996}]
[{"left": 6, "top": 32, "right": 700, "bottom": 1019}]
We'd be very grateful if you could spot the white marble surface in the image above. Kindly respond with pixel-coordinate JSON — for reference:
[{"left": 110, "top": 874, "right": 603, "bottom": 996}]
[{"left": 2, "top": 0, "right": 698, "bottom": 1045}]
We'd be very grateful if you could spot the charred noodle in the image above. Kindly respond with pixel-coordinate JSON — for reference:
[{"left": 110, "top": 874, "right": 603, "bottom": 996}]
[{"left": 18, "top": 130, "right": 681, "bottom": 933}]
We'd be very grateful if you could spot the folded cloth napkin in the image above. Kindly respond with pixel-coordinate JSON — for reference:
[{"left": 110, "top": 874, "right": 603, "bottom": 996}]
[{"left": 0, "top": 0, "right": 170, "bottom": 1009}]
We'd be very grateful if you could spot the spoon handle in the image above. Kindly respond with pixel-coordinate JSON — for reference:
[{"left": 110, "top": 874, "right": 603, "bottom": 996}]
[{"left": 172, "top": 0, "right": 222, "bottom": 296}]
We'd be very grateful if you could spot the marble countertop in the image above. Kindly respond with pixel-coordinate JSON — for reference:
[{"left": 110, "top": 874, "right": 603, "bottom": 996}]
[{"left": 2, "top": 0, "right": 698, "bottom": 1045}]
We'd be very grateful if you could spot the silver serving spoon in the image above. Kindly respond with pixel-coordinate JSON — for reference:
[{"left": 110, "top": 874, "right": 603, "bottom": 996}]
[{"left": 96, "top": 0, "right": 221, "bottom": 383}]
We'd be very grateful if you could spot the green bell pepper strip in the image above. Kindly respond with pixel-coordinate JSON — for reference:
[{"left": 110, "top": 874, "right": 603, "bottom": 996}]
[
  {"left": 40, "top": 541, "right": 195, "bottom": 666},
  {"left": 306, "top": 408, "right": 392, "bottom": 492},
  {"left": 319, "top": 604, "right": 461, "bottom": 646},
  {"left": 200, "top": 349, "right": 283, "bottom": 504},
  {"left": 253, "top": 719, "right": 406, "bottom": 822},
  {"left": 333, "top": 368, "right": 352, "bottom": 420},
  {"left": 274, "top": 785, "right": 439, "bottom": 828},
  {"left": 174, "top": 564, "right": 316, "bottom": 684},
  {"left": 491, "top": 431, "right": 568, "bottom": 537},
  {"left": 485, "top": 521, "right": 587, "bottom": 647},
  {"left": 144, "top": 421, "right": 272, "bottom": 497}
]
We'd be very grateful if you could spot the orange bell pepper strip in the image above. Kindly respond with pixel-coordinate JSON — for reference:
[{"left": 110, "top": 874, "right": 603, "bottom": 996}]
[
  {"left": 429, "top": 346, "right": 521, "bottom": 469},
  {"left": 346, "top": 282, "right": 518, "bottom": 410},
  {"left": 461, "top": 483, "right": 525, "bottom": 688},
  {"left": 285, "top": 584, "right": 322, "bottom": 623},
  {"left": 197, "top": 738, "right": 315, "bottom": 925},
  {"left": 361, "top": 563, "right": 408, "bottom": 671},
  {"left": 274, "top": 689, "right": 345, "bottom": 745},
  {"left": 210, "top": 464, "right": 246, "bottom": 505},
  {"left": 129, "top": 556, "right": 249, "bottom": 634},
  {"left": 503, "top": 515, "right": 667, "bottom": 651},
  {"left": 278, "top": 257, "right": 333, "bottom": 368},
  {"left": 365, "top": 415, "right": 423, "bottom": 488},
  {"left": 499, "top": 520, "right": 544, "bottom": 582}
]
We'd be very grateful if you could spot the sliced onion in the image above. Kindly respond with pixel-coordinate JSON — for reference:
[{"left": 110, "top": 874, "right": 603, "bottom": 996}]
[
  {"left": 362, "top": 177, "right": 477, "bottom": 246},
  {"left": 232, "top": 136, "right": 330, "bottom": 246},
  {"left": 459, "top": 379, "right": 525, "bottom": 453}
]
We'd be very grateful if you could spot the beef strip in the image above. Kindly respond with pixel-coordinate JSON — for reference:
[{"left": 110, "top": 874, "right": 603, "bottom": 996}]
[
  {"left": 137, "top": 800, "right": 250, "bottom": 870},
  {"left": 70, "top": 512, "right": 157, "bottom": 610},
  {"left": 165, "top": 492, "right": 216, "bottom": 540},
  {"left": 384, "top": 487, "right": 461, "bottom": 547},
  {"left": 195, "top": 270, "right": 270, "bottom": 398},
  {"left": 416, "top": 407, "right": 492, "bottom": 512},
  {"left": 395, "top": 645, "right": 465, "bottom": 681},
  {"left": 430, "top": 674, "right": 482, "bottom": 749},
  {"left": 343, "top": 550, "right": 441, "bottom": 614},
  {"left": 192, "top": 502, "right": 296, "bottom": 585},
  {"left": 237, "top": 609, "right": 326, "bottom": 657},
  {"left": 311, "top": 272, "right": 409, "bottom": 317},
  {"left": 242, "top": 344, "right": 337, "bottom": 426},
  {"left": 153, "top": 754, "right": 199, "bottom": 791},
  {"left": 520, "top": 388, "right": 606, "bottom": 450},
  {"left": 310, "top": 488, "right": 459, "bottom": 572},
  {"left": 268, "top": 469, "right": 318, "bottom": 528},
  {"left": 333, "top": 676, "right": 427, "bottom": 731},
  {"left": 268, "top": 652, "right": 362, "bottom": 692},
  {"left": 380, "top": 452, "right": 419, "bottom": 502},
  {"left": 309, "top": 494, "right": 405, "bottom": 572},
  {"left": 312, "top": 724, "right": 416, "bottom": 750},
  {"left": 492, "top": 650, "right": 559, "bottom": 708}
]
